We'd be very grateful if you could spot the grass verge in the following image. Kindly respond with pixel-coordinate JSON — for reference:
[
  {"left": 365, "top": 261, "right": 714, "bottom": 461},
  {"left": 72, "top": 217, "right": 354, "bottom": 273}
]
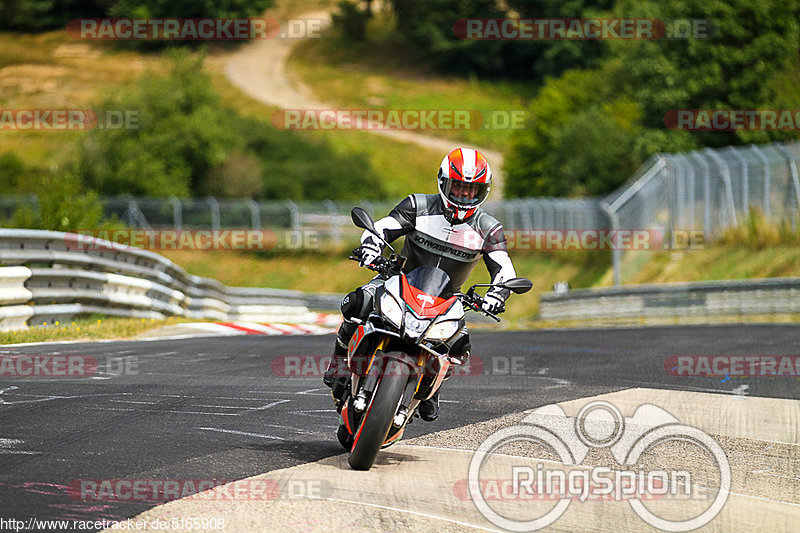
[
  {"left": 288, "top": 15, "right": 537, "bottom": 151},
  {"left": 0, "top": 315, "right": 192, "bottom": 345},
  {"left": 0, "top": 30, "right": 166, "bottom": 169}
]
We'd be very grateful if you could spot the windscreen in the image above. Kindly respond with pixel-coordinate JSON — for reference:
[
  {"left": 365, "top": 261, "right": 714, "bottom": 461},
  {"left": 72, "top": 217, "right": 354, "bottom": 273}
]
[{"left": 404, "top": 266, "right": 452, "bottom": 298}]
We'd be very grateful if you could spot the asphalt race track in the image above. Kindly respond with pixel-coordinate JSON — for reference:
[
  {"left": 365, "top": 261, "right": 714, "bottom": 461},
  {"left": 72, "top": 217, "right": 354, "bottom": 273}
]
[{"left": 0, "top": 324, "right": 798, "bottom": 531}]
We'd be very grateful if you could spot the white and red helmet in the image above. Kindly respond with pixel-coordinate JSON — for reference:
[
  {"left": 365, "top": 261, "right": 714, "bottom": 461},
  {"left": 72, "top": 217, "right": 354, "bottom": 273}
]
[{"left": 437, "top": 147, "right": 492, "bottom": 222}]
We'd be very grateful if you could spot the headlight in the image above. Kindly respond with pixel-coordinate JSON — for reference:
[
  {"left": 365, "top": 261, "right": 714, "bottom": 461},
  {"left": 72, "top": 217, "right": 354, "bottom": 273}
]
[
  {"left": 380, "top": 293, "right": 403, "bottom": 327},
  {"left": 404, "top": 312, "right": 430, "bottom": 339},
  {"left": 425, "top": 320, "right": 460, "bottom": 341}
]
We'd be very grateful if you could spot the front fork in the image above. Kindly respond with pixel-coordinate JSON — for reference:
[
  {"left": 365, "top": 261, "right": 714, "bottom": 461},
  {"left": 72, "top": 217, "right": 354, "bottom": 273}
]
[{"left": 351, "top": 335, "right": 389, "bottom": 412}]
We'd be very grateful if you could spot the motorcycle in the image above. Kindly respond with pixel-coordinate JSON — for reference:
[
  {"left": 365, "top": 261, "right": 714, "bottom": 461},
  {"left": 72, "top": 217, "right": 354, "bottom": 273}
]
[{"left": 332, "top": 207, "right": 532, "bottom": 470}]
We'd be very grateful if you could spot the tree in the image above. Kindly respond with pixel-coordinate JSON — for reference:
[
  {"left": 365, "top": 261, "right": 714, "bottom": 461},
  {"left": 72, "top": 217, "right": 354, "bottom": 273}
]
[
  {"left": 505, "top": 69, "right": 643, "bottom": 197},
  {"left": 77, "top": 50, "right": 237, "bottom": 197},
  {"left": 612, "top": 0, "right": 800, "bottom": 146}
]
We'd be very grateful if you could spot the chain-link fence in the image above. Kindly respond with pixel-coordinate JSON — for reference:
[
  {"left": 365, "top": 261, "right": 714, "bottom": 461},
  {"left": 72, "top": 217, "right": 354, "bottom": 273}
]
[
  {"left": 2, "top": 141, "right": 797, "bottom": 284},
  {"left": 603, "top": 141, "right": 800, "bottom": 283},
  {"left": 607, "top": 142, "right": 800, "bottom": 239}
]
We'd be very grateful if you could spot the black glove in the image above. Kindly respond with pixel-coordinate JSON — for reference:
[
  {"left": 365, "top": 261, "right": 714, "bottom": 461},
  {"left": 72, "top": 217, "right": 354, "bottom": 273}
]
[{"left": 482, "top": 291, "right": 505, "bottom": 314}]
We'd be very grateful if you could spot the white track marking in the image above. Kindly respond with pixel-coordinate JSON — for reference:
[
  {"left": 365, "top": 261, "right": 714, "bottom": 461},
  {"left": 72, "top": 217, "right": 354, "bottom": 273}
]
[
  {"left": 194, "top": 427, "right": 284, "bottom": 440},
  {"left": 0, "top": 438, "right": 41, "bottom": 455},
  {"left": 250, "top": 400, "right": 291, "bottom": 411},
  {"left": 295, "top": 388, "right": 330, "bottom": 396},
  {"left": 291, "top": 494, "right": 503, "bottom": 533}
]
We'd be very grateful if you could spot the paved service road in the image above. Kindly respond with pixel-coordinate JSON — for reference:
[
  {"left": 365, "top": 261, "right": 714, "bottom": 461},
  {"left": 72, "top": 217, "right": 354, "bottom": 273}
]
[{"left": 0, "top": 324, "right": 798, "bottom": 529}]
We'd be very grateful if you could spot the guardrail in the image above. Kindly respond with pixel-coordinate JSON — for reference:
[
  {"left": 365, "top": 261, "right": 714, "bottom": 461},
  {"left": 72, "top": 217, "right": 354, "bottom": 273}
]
[
  {"left": 0, "top": 229, "right": 343, "bottom": 331},
  {"left": 540, "top": 278, "right": 800, "bottom": 321}
]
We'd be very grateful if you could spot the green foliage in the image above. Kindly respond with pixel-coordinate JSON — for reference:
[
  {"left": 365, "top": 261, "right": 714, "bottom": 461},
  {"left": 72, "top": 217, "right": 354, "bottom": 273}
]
[
  {"left": 612, "top": 0, "right": 800, "bottom": 146},
  {"left": 10, "top": 168, "right": 105, "bottom": 231},
  {"left": 210, "top": 116, "right": 383, "bottom": 201},
  {"left": 77, "top": 50, "right": 236, "bottom": 197},
  {"left": 75, "top": 50, "right": 383, "bottom": 201},
  {"left": 1, "top": 0, "right": 273, "bottom": 32},
  {"left": 717, "top": 208, "right": 800, "bottom": 249},
  {"left": 0, "top": 152, "right": 27, "bottom": 193},
  {"left": 385, "top": 0, "right": 615, "bottom": 79},
  {"left": 502, "top": 0, "right": 614, "bottom": 79},
  {"left": 388, "top": 0, "right": 509, "bottom": 77},
  {"left": 506, "top": 0, "right": 800, "bottom": 197},
  {"left": 332, "top": 1, "right": 371, "bottom": 41},
  {"left": 108, "top": 0, "right": 273, "bottom": 19},
  {"left": 506, "top": 69, "right": 650, "bottom": 196},
  {"left": 0, "top": 0, "right": 107, "bottom": 31}
]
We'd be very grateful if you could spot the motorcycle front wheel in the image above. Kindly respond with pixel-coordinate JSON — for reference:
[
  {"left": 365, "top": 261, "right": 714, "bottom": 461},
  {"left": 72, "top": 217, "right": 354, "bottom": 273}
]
[{"left": 347, "top": 357, "right": 408, "bottom": 470}]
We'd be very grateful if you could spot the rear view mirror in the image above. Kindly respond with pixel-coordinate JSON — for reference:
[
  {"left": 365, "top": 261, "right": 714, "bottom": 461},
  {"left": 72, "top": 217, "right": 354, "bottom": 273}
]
[
  {"left": 351, "top": 207, "right": 376, "bottom": 233},
  {"left": 501, "top": 277, "right": 533, "bottom": 294}
]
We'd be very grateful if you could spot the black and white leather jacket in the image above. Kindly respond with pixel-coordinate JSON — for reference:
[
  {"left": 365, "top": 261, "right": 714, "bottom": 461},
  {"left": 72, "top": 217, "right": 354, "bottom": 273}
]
[{"left": 361, "top": 194, "right": 516, "bottom": 299}]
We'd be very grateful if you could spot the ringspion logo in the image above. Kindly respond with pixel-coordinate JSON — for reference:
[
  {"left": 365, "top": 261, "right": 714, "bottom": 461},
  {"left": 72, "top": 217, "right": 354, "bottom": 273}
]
[{"left": 467, "top": 401, "right": 730, "bottom": 531}]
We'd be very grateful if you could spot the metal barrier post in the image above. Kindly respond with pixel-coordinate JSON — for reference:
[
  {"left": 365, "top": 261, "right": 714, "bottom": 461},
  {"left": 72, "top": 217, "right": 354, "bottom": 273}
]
[
  {"left": 285, "top": 200, "right": 300, "bottom": 232},
  {"left": 170, "top": 196, "right": 182, "bottom": 230},
  {"left": 704, "top": 148, "right": 738, "bottom": 228},
  {"left": 750, "top": 145, "right": 771, "bottom": 218},
  {"left": 600, "top": 201, "right": 621, "bottom": 286},
  {"left": 776, "top": 143, "right": 800, "bottom": 228},
  {"left": 248, "top": 199, "right": 260, "bottom": 230},
  {"left": 206, "top": 197, "right": 220, "bottom": 232},
  {"left": 691, "top": 152, "right": 712, "bottom": 237},
  {"left": 726, "top": 147, "right": 749, "bottom": 216}
]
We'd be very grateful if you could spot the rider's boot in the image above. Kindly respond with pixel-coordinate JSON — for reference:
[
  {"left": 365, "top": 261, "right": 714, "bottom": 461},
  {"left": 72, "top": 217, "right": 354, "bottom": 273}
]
[
  {"left": 419, "top": 390, "right": 440, "bottom": 422},
  {"left": 324, "top": 290, "right": 364, "bottom": 389},
  {"left": 323, "top": 339, "right": 348, "bottom": 388}
]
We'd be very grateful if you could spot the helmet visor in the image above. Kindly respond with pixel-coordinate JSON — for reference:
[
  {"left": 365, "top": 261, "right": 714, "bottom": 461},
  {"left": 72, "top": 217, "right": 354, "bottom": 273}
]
[{"left": 441, "top": 178, "right": 490, "bottom": 208}]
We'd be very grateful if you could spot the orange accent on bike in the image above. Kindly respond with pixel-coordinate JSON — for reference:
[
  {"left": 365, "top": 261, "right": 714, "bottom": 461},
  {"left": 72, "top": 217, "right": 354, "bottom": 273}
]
[
  {"left": 347, "top": 325, "right": 366, "bottom": 358},
  {"left": 342, "top": 403, "right": 352, "bottom": 435},
  {"left": 363, "top": 335, "right": 389, "bottom": 377},
  {"left": 384, "top": 427, "right": 405, "bottom": 446}
]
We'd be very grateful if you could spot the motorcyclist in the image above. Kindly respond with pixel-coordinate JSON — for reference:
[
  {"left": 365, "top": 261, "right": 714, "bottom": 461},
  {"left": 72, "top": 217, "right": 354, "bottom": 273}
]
[{"left": 323, "top": 147, "right": 517, "bottom": 422}]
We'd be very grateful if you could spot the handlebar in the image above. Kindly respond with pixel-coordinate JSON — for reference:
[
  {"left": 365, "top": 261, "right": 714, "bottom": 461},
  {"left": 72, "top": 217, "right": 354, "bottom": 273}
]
[
  {"left": 350, "top": 249, "right": 502, "bottom": 321},
  {"left": 349, "top": 249, "right": 405, "bottom": 277},
  {"left": 456, "top": 291, "right": 502, "bottom": 322}
]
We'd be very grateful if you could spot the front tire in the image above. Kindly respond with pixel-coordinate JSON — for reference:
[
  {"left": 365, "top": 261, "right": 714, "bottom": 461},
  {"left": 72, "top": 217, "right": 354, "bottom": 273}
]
[{"left": 348, "top": 358, "right": 408, "bottom": 470}]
